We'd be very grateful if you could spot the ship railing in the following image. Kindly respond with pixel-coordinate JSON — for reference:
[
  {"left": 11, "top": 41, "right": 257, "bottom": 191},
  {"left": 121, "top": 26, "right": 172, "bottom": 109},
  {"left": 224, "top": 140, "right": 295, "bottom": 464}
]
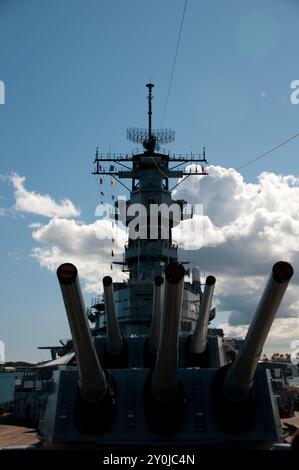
[
  {"left": 130, "top": 149, "right": 205, "bottom": 160},
  {"left": 95, "top": 153, "right": 133, "bottom": 160},
  {"left": 94, "top": 150, "right": 205, "bottom": 161},
  {"left": 125, "top": 240, "right": 178, "bottom": 250},
  {"left": 169, "top": 153, "right": 205, "bottom": 160},
  {"left": 131, "top": 148, "right": 170, "bottom": 156}
]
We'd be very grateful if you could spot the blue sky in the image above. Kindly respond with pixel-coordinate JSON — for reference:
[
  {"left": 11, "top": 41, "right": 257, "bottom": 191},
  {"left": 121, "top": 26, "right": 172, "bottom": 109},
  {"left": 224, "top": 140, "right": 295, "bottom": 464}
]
[{"left": 1, "top": 0, "right": 299, "bottom": 361}]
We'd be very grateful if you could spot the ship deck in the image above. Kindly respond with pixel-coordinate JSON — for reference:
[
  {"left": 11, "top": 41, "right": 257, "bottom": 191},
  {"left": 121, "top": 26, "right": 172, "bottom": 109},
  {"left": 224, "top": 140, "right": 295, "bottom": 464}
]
[
  {"left": 0, "top": 414, "right": 39, "bottom": 449},
  {"left": 281, "top": 411, "right": 299, "bottom": 443}
]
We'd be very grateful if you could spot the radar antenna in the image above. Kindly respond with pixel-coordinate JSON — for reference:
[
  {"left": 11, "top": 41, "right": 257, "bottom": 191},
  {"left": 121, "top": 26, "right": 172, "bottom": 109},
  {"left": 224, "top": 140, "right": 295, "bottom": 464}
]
[{"left": 127, "top": 83, "right": 175, "bottom": 153}]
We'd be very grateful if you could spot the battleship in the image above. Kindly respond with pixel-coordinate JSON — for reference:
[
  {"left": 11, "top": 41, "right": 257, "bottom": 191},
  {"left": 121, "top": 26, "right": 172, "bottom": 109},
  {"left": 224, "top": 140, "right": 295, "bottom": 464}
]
[{"left": 5, "top": 83, "right": 295, "bottom": 450}]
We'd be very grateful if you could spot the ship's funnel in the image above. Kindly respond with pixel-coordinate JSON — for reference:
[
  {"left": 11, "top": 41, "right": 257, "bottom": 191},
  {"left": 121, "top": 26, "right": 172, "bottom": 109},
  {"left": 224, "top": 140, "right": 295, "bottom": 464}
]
[
  {"left": 103, "top": 276, "right": 123, "bottom": 355},
  {"left": 148, "top": 276, "right": 164, "bottom": 354},
  {"left": 190, "top": 275, "right": 216, "bottom": 355},
  {"left": 151, "top": 262, "right": 185, "bottom": 401},
  {"left": 223, "top": 261, "right": 293, "bottom": 403},
  {"left": 57, "top": 263, "right": 108, "bottom": 402}
]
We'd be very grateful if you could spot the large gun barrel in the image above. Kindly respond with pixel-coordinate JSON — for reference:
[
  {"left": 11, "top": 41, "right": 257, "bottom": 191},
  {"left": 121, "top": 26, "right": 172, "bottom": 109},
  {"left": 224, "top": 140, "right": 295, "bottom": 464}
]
[
  {"left": 151, "top": 262, "right": 185, "bottom": 401},
  {"left": 148, "top": 276, "right": 164, "bottom": 354},
  {"left": 190, "top": 275, "right": 216, "bottom": 354},
  {"left": 57, "top": 263, "right": 108, "bottom": 402},
  {"left": 223, "top": 261, "right": 293, "bottom": 403},
  {"left": 103, "top": 276, "right": 123, "bottom": 355}
]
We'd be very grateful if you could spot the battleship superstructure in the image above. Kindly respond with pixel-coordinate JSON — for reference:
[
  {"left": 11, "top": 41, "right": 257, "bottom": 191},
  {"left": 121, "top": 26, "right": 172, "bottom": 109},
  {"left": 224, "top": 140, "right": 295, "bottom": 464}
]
[{"left": 36, "top": 84, "right": 293, "bottom": 449}]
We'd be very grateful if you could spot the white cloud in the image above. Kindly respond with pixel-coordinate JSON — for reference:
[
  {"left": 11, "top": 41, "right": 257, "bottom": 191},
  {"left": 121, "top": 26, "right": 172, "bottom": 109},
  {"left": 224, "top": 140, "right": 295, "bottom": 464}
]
[
  {"left": 175, "top": 166, "right": 299, "bottom": 268},
  {"left": 32, "top": 217, "right": 127, "bottom": 292},
  {"left": 10, "top": 173, "right": 80, "bottom": 218},
  {"left": 174, "top": 165, "right": 299, "bottom": 353},
  {"left": 219, "top": 318, "right": 299, "bottom": 355}
]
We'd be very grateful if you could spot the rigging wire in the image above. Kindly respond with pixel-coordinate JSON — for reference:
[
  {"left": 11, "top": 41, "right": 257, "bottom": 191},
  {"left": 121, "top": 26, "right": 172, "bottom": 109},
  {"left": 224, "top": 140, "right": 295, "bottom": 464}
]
[
  {"left": 160, "top": 0, "right": 188, "bottom": 127},
  {"left": 236, "top": 130, "right": 299, "bottom": 171}
]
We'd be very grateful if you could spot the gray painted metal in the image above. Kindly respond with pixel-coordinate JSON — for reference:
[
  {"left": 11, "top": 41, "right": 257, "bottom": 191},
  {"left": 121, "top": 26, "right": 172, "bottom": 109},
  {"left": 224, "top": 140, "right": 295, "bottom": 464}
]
[{"left": 39, "top": 366, "right": 280, "bottom": 448}]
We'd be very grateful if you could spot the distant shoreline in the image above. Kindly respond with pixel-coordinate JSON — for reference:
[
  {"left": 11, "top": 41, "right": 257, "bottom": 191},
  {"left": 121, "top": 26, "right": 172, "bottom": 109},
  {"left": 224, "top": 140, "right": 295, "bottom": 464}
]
[{"left": 0, "top": 361, "right": 36, "bottom": 372}]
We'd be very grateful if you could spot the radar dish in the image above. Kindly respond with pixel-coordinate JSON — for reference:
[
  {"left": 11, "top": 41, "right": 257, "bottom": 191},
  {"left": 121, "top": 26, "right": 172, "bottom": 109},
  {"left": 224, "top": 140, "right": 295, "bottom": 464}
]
[
  {"left": 127, "top": 84, "right": 175, "bottom": 152},
  {"left": 127, "top": 127, "right": 175, "bottom": 151}
]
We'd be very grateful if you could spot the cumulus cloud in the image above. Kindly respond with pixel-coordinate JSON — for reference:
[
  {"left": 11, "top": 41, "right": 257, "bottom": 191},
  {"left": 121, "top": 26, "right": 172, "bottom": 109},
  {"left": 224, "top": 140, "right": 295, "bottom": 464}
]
[
  {"left": 32, "top": 218, "right": 127, "bottom": 292},
  {"left": 174, "top": 165, "right": 299, "bottom": 335},
  {"left": 219, "top": 318, "right": 299, "bottom": 354},
  {"left": 10, "top": 173, "right": 80, "bottom": 218}
]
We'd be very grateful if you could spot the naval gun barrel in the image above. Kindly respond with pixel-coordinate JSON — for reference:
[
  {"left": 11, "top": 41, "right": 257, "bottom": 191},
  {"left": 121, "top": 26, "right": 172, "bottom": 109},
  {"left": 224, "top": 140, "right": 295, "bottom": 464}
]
[
  {"left": 148, "top": 276, "right": 164, "bottom": 354},
  {"left": 103, "top": 276, "right": 123, "bottom": 355},
  {"left": 190, "top": 275, "right": 216, "bottom": 355},
  {"left": 151, "top": 262, "right": 185, "bottom": 401},
  {"left": 223, "top": 261, "right": 293, "bottom": 403},
  {"left": 57, "top": 263, "right": 108, "bottom": 402}
]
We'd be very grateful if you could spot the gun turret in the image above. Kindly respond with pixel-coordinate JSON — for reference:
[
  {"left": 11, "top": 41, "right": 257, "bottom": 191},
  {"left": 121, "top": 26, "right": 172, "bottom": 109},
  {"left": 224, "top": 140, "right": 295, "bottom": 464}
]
[
  {"left": 213, "top": 261, "right": 294, "bottom": 431},
  {"left": 57, "top": 263, "right": 114, "bottom": 432},
  {"left": 190, "top": 275, "right": 216, "bottom": 355}
]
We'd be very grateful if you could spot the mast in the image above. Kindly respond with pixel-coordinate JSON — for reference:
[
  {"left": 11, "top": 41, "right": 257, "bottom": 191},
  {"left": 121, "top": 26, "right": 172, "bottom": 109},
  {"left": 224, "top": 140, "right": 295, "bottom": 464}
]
[
  {"left": 146, "top": 82, "right": 154, "bottom": 139},
  {"left": 92, "top": 83, "right": 208, "bottom": 334}
]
